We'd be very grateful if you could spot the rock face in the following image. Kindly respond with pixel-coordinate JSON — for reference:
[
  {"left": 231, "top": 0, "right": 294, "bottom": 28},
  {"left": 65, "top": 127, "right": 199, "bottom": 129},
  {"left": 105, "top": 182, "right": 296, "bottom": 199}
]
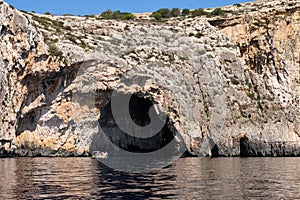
[{"left": 0, "top": 0, "right": 300, "bottom": 157}]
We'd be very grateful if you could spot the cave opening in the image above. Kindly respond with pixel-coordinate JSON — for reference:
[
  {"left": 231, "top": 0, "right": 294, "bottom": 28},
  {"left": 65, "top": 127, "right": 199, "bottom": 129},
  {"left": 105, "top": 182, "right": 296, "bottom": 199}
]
[{"left": 96, "top": 93, "right": 175, "bottom": 153}]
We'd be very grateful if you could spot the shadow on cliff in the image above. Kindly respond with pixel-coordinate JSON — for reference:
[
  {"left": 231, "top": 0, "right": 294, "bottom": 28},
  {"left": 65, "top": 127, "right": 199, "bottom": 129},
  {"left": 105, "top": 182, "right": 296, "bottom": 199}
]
[{"left": 16, "top": 60, "right": 94, "bottom": 136}]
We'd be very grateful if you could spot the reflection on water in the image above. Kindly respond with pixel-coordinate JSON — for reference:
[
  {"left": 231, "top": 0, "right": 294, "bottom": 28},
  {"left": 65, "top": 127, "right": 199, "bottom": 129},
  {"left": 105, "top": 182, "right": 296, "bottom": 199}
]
[{"left": 0, "top": 157, "right": 299, "bottom": 199}]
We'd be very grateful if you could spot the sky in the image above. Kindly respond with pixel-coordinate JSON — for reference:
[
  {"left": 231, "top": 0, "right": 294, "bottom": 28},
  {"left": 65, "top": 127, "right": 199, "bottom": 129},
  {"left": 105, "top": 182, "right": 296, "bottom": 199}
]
[{"left": 6, "top": 0, "right": 253, "bottom": 15}]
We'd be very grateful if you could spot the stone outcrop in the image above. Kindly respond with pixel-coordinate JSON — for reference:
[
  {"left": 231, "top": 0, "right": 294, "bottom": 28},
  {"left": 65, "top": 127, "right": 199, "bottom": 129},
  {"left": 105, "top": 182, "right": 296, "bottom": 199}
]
[
  {"left": 0, "top": 0, "right": 299, "bottom": 157},
  {"left": 208, "top": 0, "right": 300, "bottom": 156}
]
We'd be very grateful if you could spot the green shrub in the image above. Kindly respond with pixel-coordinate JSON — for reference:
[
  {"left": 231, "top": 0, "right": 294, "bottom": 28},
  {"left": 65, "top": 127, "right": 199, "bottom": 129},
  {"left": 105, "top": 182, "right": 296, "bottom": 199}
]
[
  {"left": 119, "top": 12, "right": 135, "bottom": 20},
  {"left": 52, "top": 38, "right": 59, "bottom": 43},
  {"left": 65, "top": 26, "right": 72, "bottom": 31},
  {"left": 84, "top": 14, "right": 95, "bottom": 18},
  {"left": 171, "top": 8, "right": 181, "bottom": 17},
  {"left": 210, "top": 8, "right": 234, "bottom": 16},
  {"left": 44, "top": 12, "right": 51, "bottom": 15},
  {"left": 207, "top": 54, "right": 214, "bottom": 58},
  {"left": 66, "top": 33, "right": 78, "bottom": 44},
  {"left": 100, "top": 9, "right": 113, "bottom": 19},
  {"left": 48, "top": 44, "right": 63, "bottom": 58},
  {"left": 52, "top": 20, "right": 64, "bottom": 28},
  {"left": 151, "top": 8, "right": 171, "bottom": 19},
  {"left": 63, "top": 14, "right": 74, "bottom": 16},
  {"left": 151, "top": 12, "right": 162, "bottom": 21},
  {"left": 231, "top": 77, "right": 240, "bottom": 85},
  {"left": 199, "top": 49, "right": 206, "bottom": 55},
  {"left": 65, "top": 33, "right": 89, "bottom": 48},
  {"left": 32, "top": 15, "right": 52, "bottom": 29},
  {"left": 112, "top": 10, "right": 122, "bottom": 19},
  {"left": 247, "top": 92, "right": 255, "bottom": 99},
  {"left": 191, "top": 8, "right": 208, "bottom": 17},
  {"left": 100, "top": 9, "right": 135, "bottom": 20},
  {"left": 124, "top": 25, "right": 130, "bottom": 31},
  {"left": 233, "top": 4, "right": 242, "bottom": 7},
  {"left": 182, "top": 8, "right": 190, "bottom": 16},
  {"left": 158, "top": 8, "right": 171, "bottom": 18},
  {"left": 32, "top": 15, "right": 67, "bottom": 31},
  {"left": 211, "top": 8, "right": 226, "bottom": 16},
  {"left": 189, "top": 32, "right": 203, "bottom": 38},
  {"left": 195, "top": 32, "right": 204, "bottom": 38}
]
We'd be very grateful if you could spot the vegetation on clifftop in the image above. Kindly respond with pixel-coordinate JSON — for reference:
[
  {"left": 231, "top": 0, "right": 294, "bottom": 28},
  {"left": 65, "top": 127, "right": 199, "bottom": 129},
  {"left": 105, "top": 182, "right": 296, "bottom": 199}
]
[
  {"left": 150, "top": 7, "right": 232, "bottom": 21},
  {"left": 31, "top": 6, "right": 233, "bottom": 24},
  {"left": 100, "top": 9, "right": 135, "bottom": 20}
]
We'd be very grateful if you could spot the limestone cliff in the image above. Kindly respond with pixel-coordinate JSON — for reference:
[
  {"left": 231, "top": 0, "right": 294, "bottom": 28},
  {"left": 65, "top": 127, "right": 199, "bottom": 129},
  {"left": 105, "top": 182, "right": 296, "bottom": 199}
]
[{"left": 0, "top": 0, "right": 299, "bottom": 157}]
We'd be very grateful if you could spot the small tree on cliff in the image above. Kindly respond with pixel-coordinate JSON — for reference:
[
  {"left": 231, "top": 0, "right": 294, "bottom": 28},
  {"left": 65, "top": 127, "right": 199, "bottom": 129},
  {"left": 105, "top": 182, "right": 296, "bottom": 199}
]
[
  {"left": 151, "top": 12, "right": 162, "bottom": 21},
  {"left": 100, "top": 9, "right": 113, "bottom": 19},
  {"left": 151, "top": 8, "right": 171, "bottom": 19},
  {"left": 171, "top": 8, "right": 181, "bottom": 17},
  {"left": 182, "top": 9, "right": 190, "bottom": 16}
]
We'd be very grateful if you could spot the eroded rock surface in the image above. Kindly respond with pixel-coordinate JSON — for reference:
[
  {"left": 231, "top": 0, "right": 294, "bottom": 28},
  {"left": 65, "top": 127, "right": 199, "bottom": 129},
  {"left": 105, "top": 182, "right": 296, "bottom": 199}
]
[{"left": 0, "top": 0, "right": 299, "bottom": 157}]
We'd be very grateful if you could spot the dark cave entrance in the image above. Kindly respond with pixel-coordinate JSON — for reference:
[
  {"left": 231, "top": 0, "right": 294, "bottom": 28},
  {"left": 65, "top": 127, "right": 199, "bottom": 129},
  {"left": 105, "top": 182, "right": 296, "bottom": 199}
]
[{"left": 96, "top": 93, "right": 175, "bottom": 153}]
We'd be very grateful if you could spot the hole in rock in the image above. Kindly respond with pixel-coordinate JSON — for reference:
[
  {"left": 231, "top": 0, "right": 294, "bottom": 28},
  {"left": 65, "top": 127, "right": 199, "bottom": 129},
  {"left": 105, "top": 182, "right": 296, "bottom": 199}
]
[{"left": 94, "top": 93, "right": 177, "bottom": 153}]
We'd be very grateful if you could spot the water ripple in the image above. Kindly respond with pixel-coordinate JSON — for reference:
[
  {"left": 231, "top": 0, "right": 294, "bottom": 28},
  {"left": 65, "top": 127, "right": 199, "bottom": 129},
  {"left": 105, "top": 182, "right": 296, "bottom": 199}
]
[{"left": 0, "top": 157, "right": 299, "bottom": 199}]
